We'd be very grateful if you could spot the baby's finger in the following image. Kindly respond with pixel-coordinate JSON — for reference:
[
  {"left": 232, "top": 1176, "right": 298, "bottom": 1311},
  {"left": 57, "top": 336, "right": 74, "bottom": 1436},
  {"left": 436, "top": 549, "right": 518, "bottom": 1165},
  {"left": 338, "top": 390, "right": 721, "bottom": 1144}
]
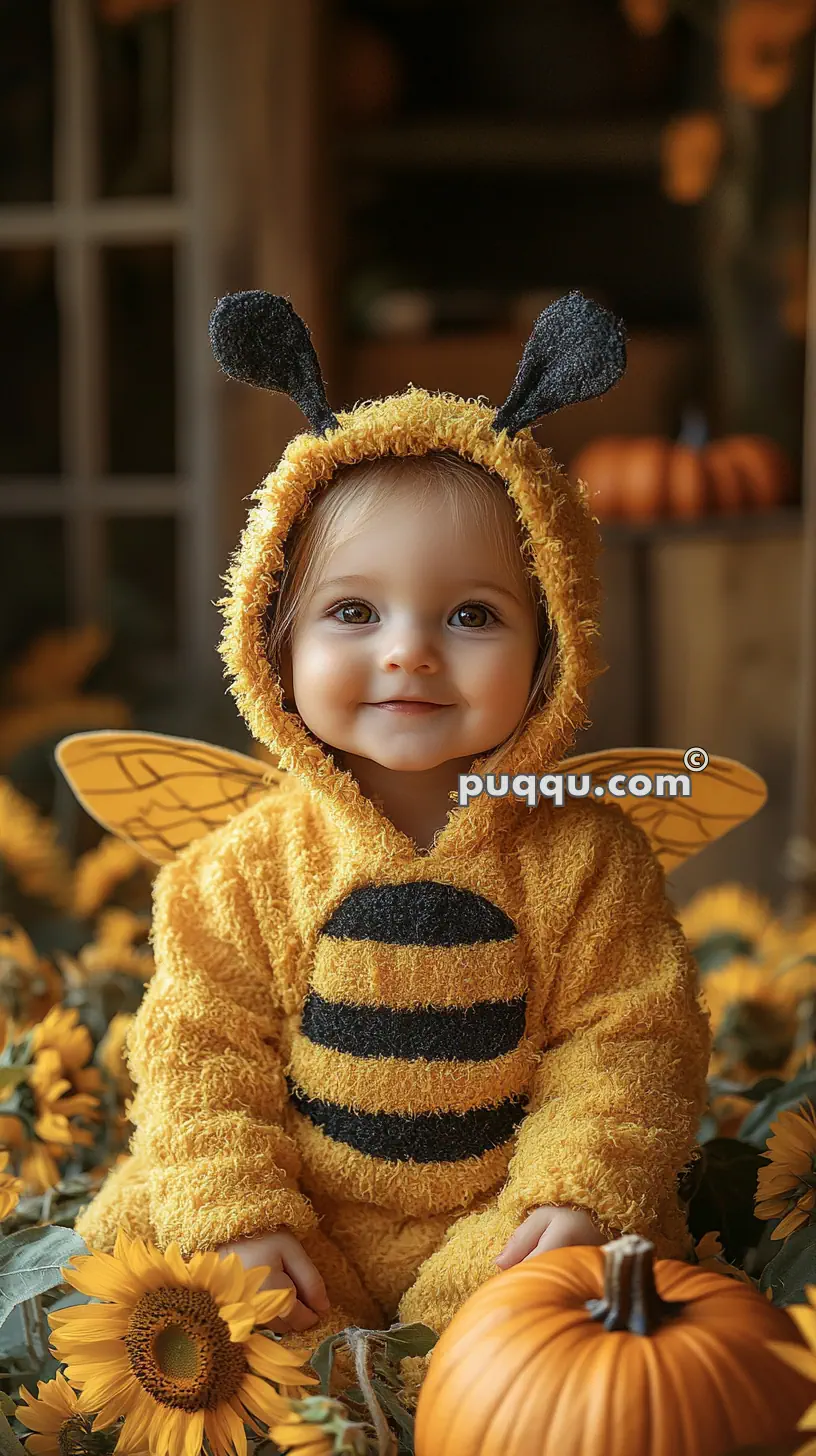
[
  {"left": 495, "top": 1222, "right": 545, "bottom": 1268},
  {"left": 280, "top": 1243, "right": 331, "bottom": 1313},
  {"left": 266, "top": 1297, "right": 321, "bottom": 1335},
  {"left": 524, "top": 1224, "right": 587, "bottom": 1260}
]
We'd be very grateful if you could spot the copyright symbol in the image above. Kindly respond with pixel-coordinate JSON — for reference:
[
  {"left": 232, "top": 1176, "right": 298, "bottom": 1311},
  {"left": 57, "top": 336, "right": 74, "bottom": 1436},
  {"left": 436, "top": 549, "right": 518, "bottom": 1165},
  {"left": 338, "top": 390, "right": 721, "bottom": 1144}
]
[{"left": 684, "top": 747, "right": 709, "bottom": 773}]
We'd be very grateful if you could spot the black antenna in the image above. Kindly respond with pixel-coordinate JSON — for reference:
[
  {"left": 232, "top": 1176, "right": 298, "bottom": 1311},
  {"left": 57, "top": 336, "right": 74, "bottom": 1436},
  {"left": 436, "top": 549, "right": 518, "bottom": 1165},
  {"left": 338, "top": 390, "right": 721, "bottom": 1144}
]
[
  {"left": 493, "top": 291, "right": 627, "bottom": 439},
  {"left": 209, "top": 291, "right": 339, "bottom": 436}
]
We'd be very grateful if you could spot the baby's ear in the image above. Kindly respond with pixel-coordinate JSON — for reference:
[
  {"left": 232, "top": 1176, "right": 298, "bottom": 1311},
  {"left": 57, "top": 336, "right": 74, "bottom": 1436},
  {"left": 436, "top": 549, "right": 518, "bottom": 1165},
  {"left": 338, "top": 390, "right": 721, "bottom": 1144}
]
[
  {"left": 208, "top": 291, "right": 339, "bottom": 436},
  {"left": 492, "top": 291, "right": 627, "bottom": 440}
]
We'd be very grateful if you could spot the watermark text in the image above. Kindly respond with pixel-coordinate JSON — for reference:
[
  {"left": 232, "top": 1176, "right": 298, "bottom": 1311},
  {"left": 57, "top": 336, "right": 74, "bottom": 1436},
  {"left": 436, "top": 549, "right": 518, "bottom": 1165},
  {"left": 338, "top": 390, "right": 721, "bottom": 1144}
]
[{"left": 458, "top": 747, "right": 709, "bottom": 807}]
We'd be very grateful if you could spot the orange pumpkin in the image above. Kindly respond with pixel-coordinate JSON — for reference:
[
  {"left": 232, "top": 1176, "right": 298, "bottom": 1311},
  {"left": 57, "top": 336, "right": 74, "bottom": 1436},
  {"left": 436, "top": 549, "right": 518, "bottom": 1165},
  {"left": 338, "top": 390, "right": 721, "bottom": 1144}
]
[
  {"left": 571, "top": 434, "right": 793, "bottom": 521},
  {"left": 620, "top": 0, "right": 670, "bottom": 36},
  {"left": 722, "top": 0, "right": 816, "bottom": 109},
  {"left": 705, "top": 436, "right": 793, "bottom": 512},
  {"left": 661, "top": 113, "right": 724, "bottom": 205},
  {"left": 414, "top": 1235, "right": 815, "bottom": 1456}
]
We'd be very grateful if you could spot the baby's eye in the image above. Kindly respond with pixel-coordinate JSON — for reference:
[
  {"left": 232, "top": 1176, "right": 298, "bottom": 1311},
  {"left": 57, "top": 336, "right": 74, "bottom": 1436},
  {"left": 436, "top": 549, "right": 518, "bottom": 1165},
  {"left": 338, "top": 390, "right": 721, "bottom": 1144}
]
[
  {"left": 332, "top": 600, "right": 374, "bottom": 625},
  {"left": 452, "top": 603, "right": 498, "bottom": 630}
]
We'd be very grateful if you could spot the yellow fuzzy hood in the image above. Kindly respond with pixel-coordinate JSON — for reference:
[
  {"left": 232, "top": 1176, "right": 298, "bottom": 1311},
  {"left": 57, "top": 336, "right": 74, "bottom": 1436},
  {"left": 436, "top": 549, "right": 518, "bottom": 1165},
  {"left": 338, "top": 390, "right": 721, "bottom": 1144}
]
[{"left": 218, "top": 385, "right": 606, "bottom": 859}]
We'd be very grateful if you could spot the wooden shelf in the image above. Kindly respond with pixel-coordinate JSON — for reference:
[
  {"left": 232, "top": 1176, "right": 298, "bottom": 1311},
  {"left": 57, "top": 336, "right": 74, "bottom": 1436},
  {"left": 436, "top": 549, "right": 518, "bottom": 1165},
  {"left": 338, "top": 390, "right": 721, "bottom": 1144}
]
[
  {"left": 343, "top": 329, "right": 699, "bottom": 468},
  {"left": 338, "top": 118, "right": 663, "bottom": 174},
  {"left": 600, "top": 506, "right": 802, "bottom": 544}
]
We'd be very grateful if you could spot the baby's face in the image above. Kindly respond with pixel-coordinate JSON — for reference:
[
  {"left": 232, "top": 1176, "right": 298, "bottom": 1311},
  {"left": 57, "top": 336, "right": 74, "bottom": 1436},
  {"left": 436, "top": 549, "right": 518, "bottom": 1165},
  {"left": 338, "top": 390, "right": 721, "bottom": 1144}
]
[{"left": 280, "top": 486, "right": 541, "bottom": 773}]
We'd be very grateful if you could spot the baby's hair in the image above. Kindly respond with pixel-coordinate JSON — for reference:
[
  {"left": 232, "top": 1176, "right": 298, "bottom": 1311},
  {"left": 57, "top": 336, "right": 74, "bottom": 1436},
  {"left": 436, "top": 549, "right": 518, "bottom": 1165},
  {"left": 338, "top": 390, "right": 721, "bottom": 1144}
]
[{"left": 265, "top": 450, "right": 560, "bottom": 777}]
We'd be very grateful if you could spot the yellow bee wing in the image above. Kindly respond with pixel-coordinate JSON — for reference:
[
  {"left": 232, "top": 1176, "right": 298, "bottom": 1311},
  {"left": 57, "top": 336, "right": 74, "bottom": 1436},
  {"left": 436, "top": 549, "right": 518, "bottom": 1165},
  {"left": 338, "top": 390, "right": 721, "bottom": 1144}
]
[
  {"left": 55, "top": 730, "right": 287, "bottom": 865},
  {"left": 552, "top": 748, "right": 767, "bottom": 873}
]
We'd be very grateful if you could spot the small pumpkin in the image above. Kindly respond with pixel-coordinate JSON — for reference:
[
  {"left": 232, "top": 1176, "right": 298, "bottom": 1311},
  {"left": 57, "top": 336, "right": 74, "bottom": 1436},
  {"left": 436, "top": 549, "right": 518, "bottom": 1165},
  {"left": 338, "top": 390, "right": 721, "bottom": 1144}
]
[
  {"left": 572, "top": 433, "right": 793, "bottom": 521},
  {"left": 414, "top": 1235, "right": 815, "bottom": 1456},
  {"left": 572, "top": 436, "right": 707, "bottom": 521},
  {"left": 661, "top": 112, "right": 724, "bottom": 205},
  {"left": 620, "top": 0, "right": 670, "bottom": 37},
  {"left": 722, "top": 0, "right": 815, "bottom": 109}
]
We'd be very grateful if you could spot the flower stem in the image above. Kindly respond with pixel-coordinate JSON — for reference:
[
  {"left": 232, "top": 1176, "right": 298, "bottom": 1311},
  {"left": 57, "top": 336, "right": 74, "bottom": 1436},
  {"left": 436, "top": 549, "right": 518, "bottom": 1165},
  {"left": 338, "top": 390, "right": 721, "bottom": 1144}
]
[
  {"left": 20, "top": 1299, "right": 40, "bottom": 1366},
  {"left": 346, "top": 1330, "right": 397, "bottom": 1456}
]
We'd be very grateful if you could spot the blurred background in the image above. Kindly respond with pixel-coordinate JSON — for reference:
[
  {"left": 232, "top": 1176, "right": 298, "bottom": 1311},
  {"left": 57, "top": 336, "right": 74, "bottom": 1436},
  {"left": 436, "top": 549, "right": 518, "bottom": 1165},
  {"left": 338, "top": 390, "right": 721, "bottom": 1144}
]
[{"left": 2, "top": 0, "right": 816, "bottom": 949}]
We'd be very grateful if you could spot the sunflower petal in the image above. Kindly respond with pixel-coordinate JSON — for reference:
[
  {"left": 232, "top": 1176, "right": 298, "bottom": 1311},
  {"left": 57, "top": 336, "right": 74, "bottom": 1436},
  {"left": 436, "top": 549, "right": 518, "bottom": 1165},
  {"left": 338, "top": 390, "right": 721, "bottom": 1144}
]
[
  {"left": 766, "top": 1339, "right": 816, "bottom": 1381},
  {"left": 220, "top": 1402, "right": 248, "bottom": 1456},
  {"left": 226, "top": 1315, "right": 257, "bottom": 1345},
  {"left": 245, "top": 1336, "right": 319, "bottom": 1384},
  {"left": 789, "top": 1303, "right": 816, "bottom": 1348},
  {"left": 249, "top": 1289, "right": 297, "bottom": 1326},
  {"left": 191, "top": 1253, "right": 233, "bottom": 1305},
  {"left": 159, "top": 1242, "right": 192, "bottom": 1287},
  {"left": 23, "top": 1435, "right": 58, "bottom": 1456},
  {"left": 773, "top": 1206, "right": 809, "bottom": 1241},
  {"left": 183, "top": 1408, "right": 205, "bottom": 1456}
]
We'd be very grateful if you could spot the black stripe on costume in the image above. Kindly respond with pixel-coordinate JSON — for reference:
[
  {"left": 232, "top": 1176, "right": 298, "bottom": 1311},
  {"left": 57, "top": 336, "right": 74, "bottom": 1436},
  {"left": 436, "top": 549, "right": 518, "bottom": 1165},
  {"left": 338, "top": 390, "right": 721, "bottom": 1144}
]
[
  {"left": 320, "top": 881, "right": 517, "bottom": 946},
  {"left": 300, "top": 991, "right": 527, "bottom": 1061},
  {"left": 285, "top": 1076, "right": 528, "bottom": 1162}
]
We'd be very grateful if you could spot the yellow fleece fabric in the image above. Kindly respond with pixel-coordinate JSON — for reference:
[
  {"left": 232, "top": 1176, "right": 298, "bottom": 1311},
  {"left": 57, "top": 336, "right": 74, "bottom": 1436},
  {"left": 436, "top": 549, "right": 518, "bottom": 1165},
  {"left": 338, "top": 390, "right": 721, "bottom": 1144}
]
[{"left": 74, "top": 387, "right": 712, "bottom": 1341}]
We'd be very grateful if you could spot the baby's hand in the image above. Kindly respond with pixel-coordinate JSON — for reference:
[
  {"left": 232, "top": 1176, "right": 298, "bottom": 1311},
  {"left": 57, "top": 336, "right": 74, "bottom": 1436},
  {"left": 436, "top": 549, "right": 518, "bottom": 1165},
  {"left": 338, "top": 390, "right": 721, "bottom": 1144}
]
[
  {"left": 494, "top": 1205, "right": 608, "bottom": 1269},
  {"left": 217, "top": 1228, "right": 331, "bottom": 1334}
]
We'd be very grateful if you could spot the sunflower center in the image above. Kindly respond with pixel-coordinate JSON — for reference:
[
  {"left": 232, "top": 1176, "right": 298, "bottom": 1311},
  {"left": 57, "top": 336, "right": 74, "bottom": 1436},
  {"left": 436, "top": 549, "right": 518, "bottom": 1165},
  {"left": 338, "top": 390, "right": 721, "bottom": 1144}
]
[
  {"left": 154, "top": 1324, "right": 201, "bottom": 1380},
  {"left": 124, "top": 1286, "right": 249, "bottom": 1411}
]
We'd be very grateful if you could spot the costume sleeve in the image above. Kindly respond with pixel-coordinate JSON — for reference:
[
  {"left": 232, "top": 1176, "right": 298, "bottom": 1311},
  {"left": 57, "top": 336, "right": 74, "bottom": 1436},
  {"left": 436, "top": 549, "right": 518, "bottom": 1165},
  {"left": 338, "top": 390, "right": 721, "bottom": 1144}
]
[
  {"left": 125, "top": 839, "right": 318, "bottom": 1255},
  {"left": 498, "top": 805, "right": 712, "bottom": 1258}
]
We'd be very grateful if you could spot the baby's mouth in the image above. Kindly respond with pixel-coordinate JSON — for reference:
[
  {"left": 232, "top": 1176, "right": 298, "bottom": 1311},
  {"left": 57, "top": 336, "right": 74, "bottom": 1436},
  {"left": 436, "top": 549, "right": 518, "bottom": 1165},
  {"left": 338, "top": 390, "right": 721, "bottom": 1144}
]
[{"left": 371, "top": 701, "right": 450, "bottom": 715}]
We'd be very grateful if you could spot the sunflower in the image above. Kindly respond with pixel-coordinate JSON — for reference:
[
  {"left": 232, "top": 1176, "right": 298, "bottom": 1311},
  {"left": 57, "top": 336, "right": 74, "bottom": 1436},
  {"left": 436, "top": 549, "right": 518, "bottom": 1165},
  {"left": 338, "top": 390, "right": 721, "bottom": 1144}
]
[
  {"left": 73, "top": 839, "right": 155, "bottom": 921},
  {"left": 0, "top": 917, "right": 61, "bottom": 1035},
  {"left": 0, "top": 1019, "right": 103, "bottom": 1194},
  {"left": 766, "top": 1283, "right": 816, "bottom": 1456},
  {"left": 33, "top": 1007, "right": 105, "bottom": 1106},
  {"left": 16, "top": 1372, "right": 99, "bottom": 1456},
  {"left": 756, "top": 1100, "right": 816, "bottom": 1239},
  {"left": 49, "top": 1228, "right": 320, "bottom": 1456},
  {"left": 0, "top": 1147, "right": 23, "bottom": 1218},
  {"left": 702, "top": 958, "right": 796, "bottom": 1082},
  {"left": 678, "top": 882, "right": 774, "bottom": 973},
  {"left": 78, "top": 910, "right": 155, "bottom": 984},
  {"left": 0, "top": 780, "right": 72, "bottom": 910}
]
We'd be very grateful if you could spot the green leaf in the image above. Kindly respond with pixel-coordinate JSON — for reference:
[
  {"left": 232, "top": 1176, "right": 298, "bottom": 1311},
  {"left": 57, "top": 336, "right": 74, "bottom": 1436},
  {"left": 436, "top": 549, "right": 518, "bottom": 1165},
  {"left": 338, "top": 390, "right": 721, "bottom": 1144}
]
[
  {"left": 379, "top": 1323, "right": 438, "bottom": 1360},
  {"left": 0, "top": 1070, "right": 30, "bottom": 1093},
  {"left": 0, "top": 1226, "right": 87, "bottom": 1331},
  {"left": 738, "top": 1064, "right": 816, "bottom": 1148},
  {"left": 0, "top": 1395, "right": 15, "bottom": 1422},
  {"left": 760, "top": 1222, "right": 816, "bottom": 1306},
  {"left": 694, "top": 931, "right": 757, "bottom": 974},
  {"left": 0, "top": 1034, "right": 33, "bottom": 1070},
  {"left": 306, "top": 1332, "right": 347, "bottom": 1397},
  {"left": 370, "top": 1378, "right": 415, "bottom": 1440}
]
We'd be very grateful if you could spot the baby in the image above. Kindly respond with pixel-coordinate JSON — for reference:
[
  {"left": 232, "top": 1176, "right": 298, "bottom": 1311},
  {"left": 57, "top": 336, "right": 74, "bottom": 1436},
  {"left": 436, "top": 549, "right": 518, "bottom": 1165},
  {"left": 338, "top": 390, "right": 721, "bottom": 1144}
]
[
  {"left": 216, "top": 449, "right": 610, "bottom": 1334},
  {"left": 75, "top": 292, "right": 710, "bottom": 1353}
]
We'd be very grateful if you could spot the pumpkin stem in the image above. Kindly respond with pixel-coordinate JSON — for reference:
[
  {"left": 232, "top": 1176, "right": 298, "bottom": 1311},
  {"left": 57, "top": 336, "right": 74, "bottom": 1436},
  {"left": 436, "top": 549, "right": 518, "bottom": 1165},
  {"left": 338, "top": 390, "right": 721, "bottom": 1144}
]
[{"left": 585, "top": 1235, "right": 686, "bottom": 1335}]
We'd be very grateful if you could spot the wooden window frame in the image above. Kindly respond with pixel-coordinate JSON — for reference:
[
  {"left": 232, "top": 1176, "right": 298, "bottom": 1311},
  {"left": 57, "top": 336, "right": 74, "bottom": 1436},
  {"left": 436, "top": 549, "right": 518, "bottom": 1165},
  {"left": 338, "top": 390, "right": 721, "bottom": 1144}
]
[{"left": 0, "top": 0, "right": 219, "bottom": 688}]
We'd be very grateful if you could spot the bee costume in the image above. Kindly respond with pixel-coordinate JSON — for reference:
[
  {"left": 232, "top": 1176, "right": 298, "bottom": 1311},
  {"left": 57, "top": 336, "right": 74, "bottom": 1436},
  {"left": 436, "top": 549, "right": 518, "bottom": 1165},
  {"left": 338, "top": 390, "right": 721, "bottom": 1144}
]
[{"left": 59, "top": 290, "right": 766, "bottom": 1354}]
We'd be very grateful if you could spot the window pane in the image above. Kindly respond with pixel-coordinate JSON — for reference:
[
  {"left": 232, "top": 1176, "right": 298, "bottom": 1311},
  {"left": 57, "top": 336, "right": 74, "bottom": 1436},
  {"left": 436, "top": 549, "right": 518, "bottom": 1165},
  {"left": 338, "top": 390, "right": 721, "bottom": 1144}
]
[
  {"left": 0, "top": 518, "right": 67, "bottom": 679},
  {"left": 94, "top": 4, "right": 175, "bottom": 198},
  {"left": 106, "top": 516, "right": 177, "bottom": 653},
  {"left": 0, "top": 249, "right": 60, "bottom": 474},
  {"left": 0, "top": 0, "right": 53, "bottom": 203},
  {"left": 102, "top": 244, "right": 175, "bottom": 474}
]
